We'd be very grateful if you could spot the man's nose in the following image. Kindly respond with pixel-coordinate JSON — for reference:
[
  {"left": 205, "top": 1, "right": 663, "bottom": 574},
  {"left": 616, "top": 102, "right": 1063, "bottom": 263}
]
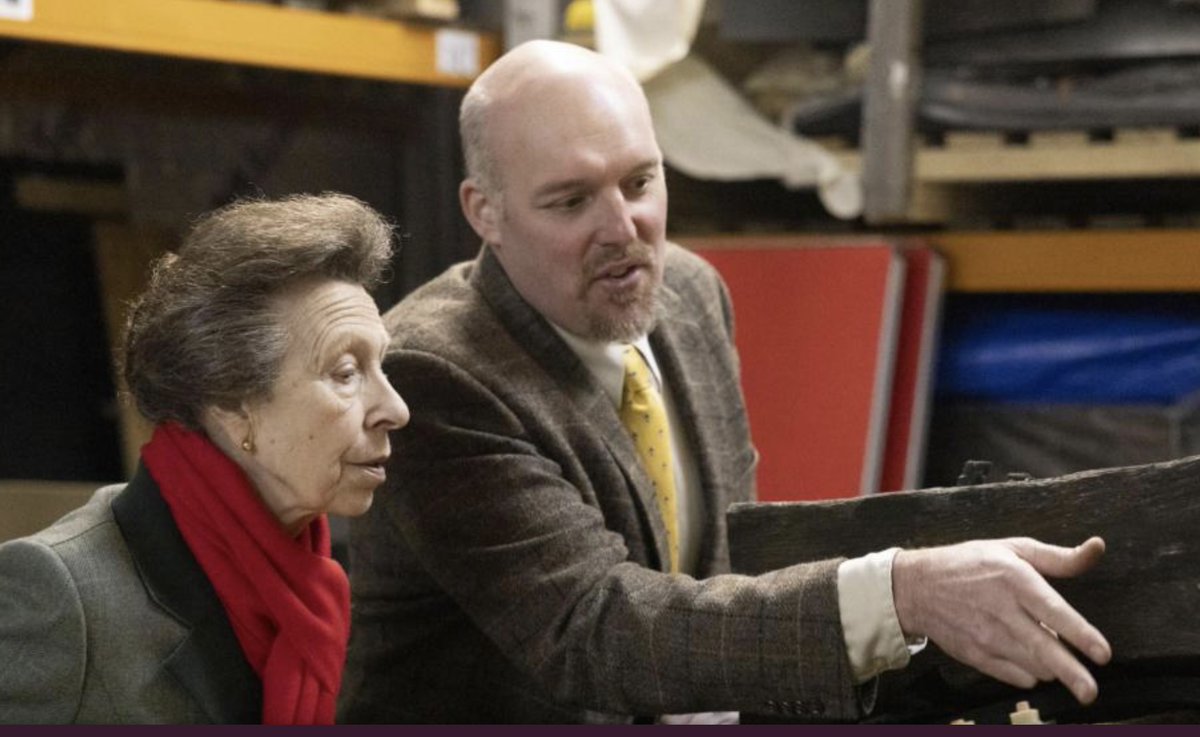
[{"left": 594, "top": 189, "right": 638, "bottom": 246}]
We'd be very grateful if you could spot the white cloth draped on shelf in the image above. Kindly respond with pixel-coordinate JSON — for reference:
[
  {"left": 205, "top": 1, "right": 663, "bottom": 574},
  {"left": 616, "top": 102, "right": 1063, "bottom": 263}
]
[{"left": 593, "top": 0, "right": 863, "bottom": 219}]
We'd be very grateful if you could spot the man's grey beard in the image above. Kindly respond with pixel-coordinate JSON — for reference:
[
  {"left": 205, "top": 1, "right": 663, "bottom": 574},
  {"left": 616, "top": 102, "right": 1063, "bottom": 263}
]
[{"left": 583, "top": 289, "right": 660, "bottom": 342}]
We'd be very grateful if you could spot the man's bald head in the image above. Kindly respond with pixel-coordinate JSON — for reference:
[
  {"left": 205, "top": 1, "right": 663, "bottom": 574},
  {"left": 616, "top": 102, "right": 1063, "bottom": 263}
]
[
  {"left": 460, "top": 40, "right": 652, "bottom": 198},
  {"left": 454, "top": 39, "right": 668, "bottom": 341}
]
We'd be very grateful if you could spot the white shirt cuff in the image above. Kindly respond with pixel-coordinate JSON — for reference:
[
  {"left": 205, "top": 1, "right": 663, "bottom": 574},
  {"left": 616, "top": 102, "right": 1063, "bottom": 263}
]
[{"left": 837, "top": 547, "right": 915, "bottom": 683}]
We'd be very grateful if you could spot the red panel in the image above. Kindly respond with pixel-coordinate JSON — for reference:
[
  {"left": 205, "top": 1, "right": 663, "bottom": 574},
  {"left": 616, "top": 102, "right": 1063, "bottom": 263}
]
[
  {"left": 691, "top": 239, "right": 905, "bottom": 501},
  {"left": 880, "top": 246, "right": 945, "bottom": 492}
]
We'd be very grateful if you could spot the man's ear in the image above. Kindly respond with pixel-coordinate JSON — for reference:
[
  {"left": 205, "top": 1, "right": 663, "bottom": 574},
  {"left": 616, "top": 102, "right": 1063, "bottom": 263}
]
[{"left": 460, "top": 178, "right": 501, "bottom": 247}]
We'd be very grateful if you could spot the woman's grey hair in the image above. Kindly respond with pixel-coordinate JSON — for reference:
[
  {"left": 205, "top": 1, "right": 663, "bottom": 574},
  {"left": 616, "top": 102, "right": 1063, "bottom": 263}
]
[{"left": 122, "top": 192, "right": 395, "bottom": 430}]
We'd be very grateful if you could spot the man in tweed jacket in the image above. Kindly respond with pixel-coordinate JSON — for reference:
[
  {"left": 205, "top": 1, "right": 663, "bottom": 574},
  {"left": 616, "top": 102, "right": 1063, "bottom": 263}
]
[{"left": 339, "top": 41, "right": 1112, "bottom": 723}]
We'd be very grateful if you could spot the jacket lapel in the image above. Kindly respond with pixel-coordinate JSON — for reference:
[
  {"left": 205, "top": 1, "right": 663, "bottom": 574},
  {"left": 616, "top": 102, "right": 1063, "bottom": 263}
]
[
  {"left": 648, "top": 277, "right": 728, "bottom": 577},
  {"left": 112, "top": 465, "right": 262, "bottom": 724},
  {"left": 470, "top": 246, "right": 674, "bottom": 571}
]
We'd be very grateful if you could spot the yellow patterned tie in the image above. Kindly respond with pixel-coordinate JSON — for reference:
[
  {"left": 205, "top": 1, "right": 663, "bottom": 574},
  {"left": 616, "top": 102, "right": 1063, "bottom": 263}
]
[{"left": 619, "top": 346, "right": 680, "bottom": 573}]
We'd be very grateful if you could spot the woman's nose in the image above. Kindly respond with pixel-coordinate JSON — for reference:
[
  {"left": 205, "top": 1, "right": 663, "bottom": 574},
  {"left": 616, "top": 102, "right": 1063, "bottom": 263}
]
[{"left": 370, "top": 372, "right": 410, "bottom": 431}]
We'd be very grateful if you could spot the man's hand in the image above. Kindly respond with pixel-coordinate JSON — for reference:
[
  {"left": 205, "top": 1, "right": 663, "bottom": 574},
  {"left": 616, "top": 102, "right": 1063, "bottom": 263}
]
[{"left": 892, "top": 537, "right": 1112, "bottom": 704}]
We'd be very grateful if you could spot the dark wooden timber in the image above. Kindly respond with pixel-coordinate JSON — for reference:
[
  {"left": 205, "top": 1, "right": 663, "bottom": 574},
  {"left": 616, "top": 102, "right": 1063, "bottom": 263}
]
[{"left": 728, "top": 454, "right": 1200, "bottom": 722}]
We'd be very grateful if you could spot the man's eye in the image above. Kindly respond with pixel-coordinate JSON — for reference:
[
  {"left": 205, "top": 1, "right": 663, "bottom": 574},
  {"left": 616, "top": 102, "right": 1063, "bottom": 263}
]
[
  {"left": 627, "top": 175, "right": 653, "bottom": 194},
  {"left": 557, "top": 195, "right": 586, "bottom": 210}
]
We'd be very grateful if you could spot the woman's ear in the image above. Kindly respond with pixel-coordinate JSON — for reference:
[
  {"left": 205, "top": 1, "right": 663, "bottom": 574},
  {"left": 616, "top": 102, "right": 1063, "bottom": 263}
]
[
  {"left": 200, "top": 404, "right": 252, "bottom": 456},
  {"left": 460, "top": 178, "right": 501, "bottom": 247}
]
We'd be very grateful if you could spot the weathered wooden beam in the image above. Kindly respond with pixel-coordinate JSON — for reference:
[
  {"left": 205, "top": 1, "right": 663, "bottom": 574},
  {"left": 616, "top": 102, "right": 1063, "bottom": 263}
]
[
  {"left": 728, "top": 454, "right": 1200, "bottom": 721},
  {"left": 731, "top": 454, "right": 1200, "bottom": 661}
]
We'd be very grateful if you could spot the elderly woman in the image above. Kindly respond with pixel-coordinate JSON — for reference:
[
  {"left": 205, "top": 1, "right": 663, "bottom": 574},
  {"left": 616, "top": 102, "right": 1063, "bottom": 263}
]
[{"left": 0, "top": 193, "right": 408, "bottom": 724}]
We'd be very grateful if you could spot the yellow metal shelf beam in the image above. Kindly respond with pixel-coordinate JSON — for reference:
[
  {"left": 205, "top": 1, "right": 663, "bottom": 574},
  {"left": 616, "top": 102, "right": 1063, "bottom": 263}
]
[
  {"left": 0, "top": 0, "right": 499, "bottom": 87},
  {"left": 930, "top": 229, "right": 1200, "bottom": 293},
  {"left": 683, "top": 230, "right": 1200, "bottom": 293}
]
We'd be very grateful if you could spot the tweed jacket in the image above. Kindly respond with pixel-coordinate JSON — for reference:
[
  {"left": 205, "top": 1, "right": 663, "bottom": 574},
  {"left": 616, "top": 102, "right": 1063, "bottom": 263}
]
[
  {"left": 340, "top": 244, "right": 861, "bottom": 723},
  {"left": 0, "top": 466, "right": 260, "bottom": 724}
]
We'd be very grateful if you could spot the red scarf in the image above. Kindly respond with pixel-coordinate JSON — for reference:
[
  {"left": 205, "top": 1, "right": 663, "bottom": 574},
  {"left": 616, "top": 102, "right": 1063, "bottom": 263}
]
[{"left": 142, "top": 422, "right": 350, "bottom": 725}]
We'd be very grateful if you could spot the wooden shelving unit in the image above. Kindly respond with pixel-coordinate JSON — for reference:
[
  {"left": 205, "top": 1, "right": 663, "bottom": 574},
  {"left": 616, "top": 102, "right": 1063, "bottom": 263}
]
[
  {"left": 0, "top": 0, "right": 499, "bottom": 87},
  {"left": 845, "top": 0, "right": 1200, "bottom": 292},
  {"left": 0, "top": 0, "right": 502, "bottom": 486},
  {"left": 818, "top": 133, "right": 1200, "bottom": 284}
]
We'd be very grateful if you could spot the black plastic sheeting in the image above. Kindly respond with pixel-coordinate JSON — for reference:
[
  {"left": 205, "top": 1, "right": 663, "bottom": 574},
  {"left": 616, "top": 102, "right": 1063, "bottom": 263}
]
[
  {"left": 774, "top": 0, "right": 1200, "bottom": 138},
  {"left": 719, "top": 0, "right": 1097, "bottom": 44},
  {"left": 787, "top": 64, "right": 1200, "bottom": 138},
  {"left": 922, "top": 399, "right": 1200, "bottom": 486}
]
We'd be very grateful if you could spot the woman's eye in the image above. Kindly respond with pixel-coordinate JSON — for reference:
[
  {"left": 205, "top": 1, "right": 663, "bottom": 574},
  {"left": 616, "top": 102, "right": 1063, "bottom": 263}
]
[{"left": 333, "top": 364, "right": 361, "bottom": 384}]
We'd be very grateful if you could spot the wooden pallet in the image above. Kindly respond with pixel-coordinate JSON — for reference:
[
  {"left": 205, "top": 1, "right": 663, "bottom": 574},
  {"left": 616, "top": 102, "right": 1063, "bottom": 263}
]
[
  {"left": 821, "top": 127, "right": 1200, "bottom": 183},
  {"left": 813, "top": 127, "right": 1200, "bottom": 223}
]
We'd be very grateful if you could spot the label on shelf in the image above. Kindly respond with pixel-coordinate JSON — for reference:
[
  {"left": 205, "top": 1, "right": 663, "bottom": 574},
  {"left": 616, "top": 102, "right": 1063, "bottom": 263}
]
[
  {"left": 0, "top": 0, "right": 33, "bottom": 22},
  {"left": 436, "top": 28, "right": 480, "bottom": 78}
]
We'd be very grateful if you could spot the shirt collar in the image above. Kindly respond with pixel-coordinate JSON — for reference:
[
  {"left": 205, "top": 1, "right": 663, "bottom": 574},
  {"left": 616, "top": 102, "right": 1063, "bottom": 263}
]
[{"left": 552, "top": 325, "right": 660, "bottom": 408}]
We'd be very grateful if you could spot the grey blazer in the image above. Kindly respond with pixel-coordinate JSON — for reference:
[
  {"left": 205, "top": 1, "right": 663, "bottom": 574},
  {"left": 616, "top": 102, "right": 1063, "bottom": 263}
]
[
  {"left": 340, "top": 245, "right": 863, "bottom": 723},
  {"left": 0, "top": 466, "right": 260, "bottom": 724}
]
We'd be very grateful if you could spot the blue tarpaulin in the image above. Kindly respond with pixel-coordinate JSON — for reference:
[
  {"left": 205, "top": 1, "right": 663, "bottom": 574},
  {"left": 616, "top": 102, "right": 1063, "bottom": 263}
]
[{"left": 935, "top": 294, "right": 1200, "bottom": 404}]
